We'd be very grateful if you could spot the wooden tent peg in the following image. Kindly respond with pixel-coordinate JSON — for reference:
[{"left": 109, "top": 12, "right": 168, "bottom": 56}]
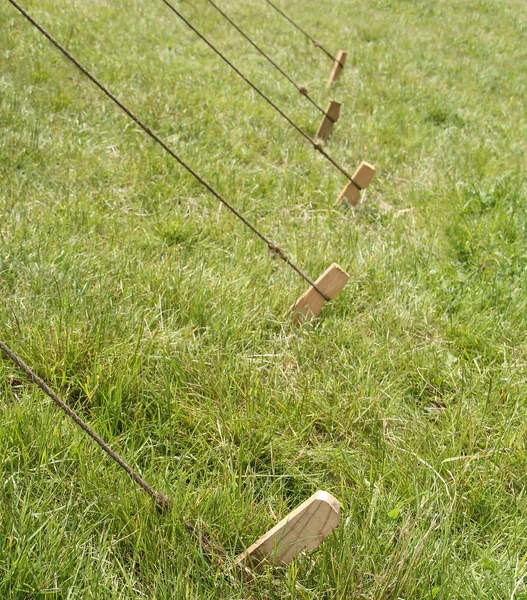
[
  {"left": 326, "top": 50, "right": 347, "bottom": 87},
  {"left": 234, "top": 490, "right": 341, "bottom": 568},
  {"left": 336, "top": 161, "right": 376, "bottom": 206},
  {"left": 291, "top": 263, "right": 349, "bottom": 325},
  {"left": 315, "top": 100, "right": 341, "bottom": 142}
]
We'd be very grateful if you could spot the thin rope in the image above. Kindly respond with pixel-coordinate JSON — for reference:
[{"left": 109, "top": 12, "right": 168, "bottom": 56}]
[
  {"left": 159, "top": 0, "right": 354, "bottom": 182},
  {"left": 1, "top": 338, "right": 246, "bottom": 558},
  {"left": 263, "top": 0, "right": 344, "bottom": 68},
  {"left": 0, "top": 340, "right": 172, "bottom": 511},
  {"left": 204, "top": 0, "right": 328, "bottom": 119},
  {"left": 7, "top": 0, "right": 331, "bottom": 303}
]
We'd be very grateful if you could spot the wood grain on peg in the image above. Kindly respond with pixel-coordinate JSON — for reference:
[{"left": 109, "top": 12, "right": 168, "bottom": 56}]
[
  {"left": 326, "top": 50, "right": 347, "bottom": 87},
  {"left": 315, "top": 100, "right": 341, "bottom": 142},
  {"left": 235, "top": 490, "right": 341, "bottom": 568},
  {"left": 352, "top": 161, "right": 376, "bottom": 189},
  {"left": 336, "top": 161, "right": 376, "bottom": 206},
  {"left": 291, "top": 263, "right": 349, "bottom": 325}
]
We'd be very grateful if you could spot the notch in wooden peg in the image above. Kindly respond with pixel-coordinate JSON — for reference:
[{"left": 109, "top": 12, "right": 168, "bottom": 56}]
[
  {"left": 234, "top": 491, "right": 341, "bottom": 569},
  {"left": 327, "top": 50, "right": 347, "bottom": 87},
  {"left": 315, "top": 100, "right": 341, "bottom": 143},
  {"left": 291, "top": 263, "right": 349, "bottom": 325},
  {"left": 336, "top": 161, "right": 376, "bottom": 207}
]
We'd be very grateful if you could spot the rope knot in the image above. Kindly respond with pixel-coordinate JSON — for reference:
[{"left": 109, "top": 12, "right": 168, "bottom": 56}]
[
  {"left": 268, "top": 242, "right": 287, "bottom": 260},
  {"left": 154, "top": 491, "right": 172, "bottom": 512},
  {"left": 297, "top": 85, "right": 308, "bottom": 96},
  {"left": 312, "top": 40, "right": 321, "bottom": 48}
]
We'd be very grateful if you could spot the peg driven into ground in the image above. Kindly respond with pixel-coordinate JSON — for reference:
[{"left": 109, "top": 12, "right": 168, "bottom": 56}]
[{"left": 1, "top": 0, "right": 527, "bottom": 598}]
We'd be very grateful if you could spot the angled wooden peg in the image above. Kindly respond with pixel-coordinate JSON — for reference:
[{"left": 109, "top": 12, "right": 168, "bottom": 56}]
[
  {"left": 315, "top": 100, "right": 341, "bottom": 142},
  {"left": 326, "top": 50, "right": 347, "bottom": 87},
  {"left": 291, "top": 263, "right": 349, "bottom": 325},
  {"left": 336, "top": 161, "right": 376, "bottom": 207},
  {"left": 234, "top": 491, "right": 341, "bottom": 568}
]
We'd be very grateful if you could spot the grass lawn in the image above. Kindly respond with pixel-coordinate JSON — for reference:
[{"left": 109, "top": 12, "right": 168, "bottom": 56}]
[{"left": 1, "top": 0, "right": 527, "bottom": 597}]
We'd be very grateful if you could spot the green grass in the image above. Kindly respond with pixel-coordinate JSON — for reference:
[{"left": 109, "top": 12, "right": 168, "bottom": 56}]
[{"left": 1, "top": 0, "right": 527, "bottom": 597}]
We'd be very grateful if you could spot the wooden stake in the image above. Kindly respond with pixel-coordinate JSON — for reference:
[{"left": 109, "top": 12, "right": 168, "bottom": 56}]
[
  {"left": 315, "top": 100, "right": 341, "bottom": 142},
  {"left": 291, "top": 263, "right": 349, "bottom": 325},
  {"left": 326, "top": 50, "right": 347, "bottom": 87},
  {"left": 336, "top": 161, "right": 376, "bottom": 206},
  {"left": 234, "top": 491, "right": 340, "bottom": 568}
]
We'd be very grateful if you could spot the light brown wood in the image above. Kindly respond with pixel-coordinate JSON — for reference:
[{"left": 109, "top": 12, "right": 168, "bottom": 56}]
[
  {"left": 336, "top": 181, "right": 361, "bottom": 206},
  {"left": 336, "top": 161, "right": 376, "bottom": 206},
  {"left": 235, "top": 491, "right": 341, "bottom": 568},
  {"left": 352, "top": 161, "right": 376, "bottom": 189},
  {"left": 291, "top": 263, "right": 349, "bottom": 325},
  {"left": 315, "top": 100, "right": 341, "bottom": 142},
  {"left": 326, "top": 50, "right": 347, "bottom": 87}
]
